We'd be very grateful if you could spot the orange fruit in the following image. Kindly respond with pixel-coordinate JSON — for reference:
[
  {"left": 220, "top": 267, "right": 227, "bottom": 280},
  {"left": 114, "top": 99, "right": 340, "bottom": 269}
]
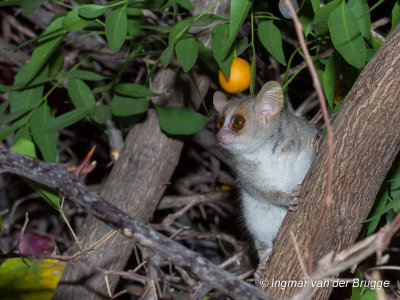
[{"left": 218, "top": 57, "right": 251, "bottom": 94}]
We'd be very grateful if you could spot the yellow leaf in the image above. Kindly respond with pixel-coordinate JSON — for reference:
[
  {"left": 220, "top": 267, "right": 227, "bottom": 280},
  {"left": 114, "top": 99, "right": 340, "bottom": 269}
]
[{"left": 0, "top": 258, "right": 66, "bottom": 300}]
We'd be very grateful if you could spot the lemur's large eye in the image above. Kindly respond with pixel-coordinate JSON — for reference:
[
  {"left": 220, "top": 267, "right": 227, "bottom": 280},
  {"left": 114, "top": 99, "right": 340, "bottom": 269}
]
[
  {"left": 217, "top": 116, "right": 225, "bottom": 129},
  {"left": 232, "top": 115, "right": 245, "bottom": 130}
]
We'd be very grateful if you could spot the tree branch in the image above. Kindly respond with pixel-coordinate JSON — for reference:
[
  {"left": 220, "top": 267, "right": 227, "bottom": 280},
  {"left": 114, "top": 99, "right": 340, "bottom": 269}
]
[
  {"left": 283, "top": 0, "right": 333, "bottom": 273},
  {"left": 0, "top": 146, "right": 273, "bottom": 300},
  {"left": 291, "top": 211, "right": 400, "bottom": 299}
]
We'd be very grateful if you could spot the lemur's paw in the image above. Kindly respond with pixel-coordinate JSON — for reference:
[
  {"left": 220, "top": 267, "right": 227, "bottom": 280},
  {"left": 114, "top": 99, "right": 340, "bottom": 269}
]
[{"left": 289, "top": 184, "right": 303, "bottom": 211}]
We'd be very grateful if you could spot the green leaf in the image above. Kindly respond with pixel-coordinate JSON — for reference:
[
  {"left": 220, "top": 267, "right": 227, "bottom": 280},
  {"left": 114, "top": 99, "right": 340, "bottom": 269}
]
[
  {"left": 365, "top": 48, "right": 376, "bottom": 62},
  {"left": 61, "top": 70, "right": 108, "bottom": 81},
  {"left": 168, "top": 18, "right": 192, "bottom": 45},
  {"left": 160, "top": 44, "right": 174, "bottom": 67},
  {"left": 386, "top": 209, "right": 396, "bottom": 224},
  {"left": 348, "top": 0, "right": 370, "bottom": 38},
  {"left": 13, "top": 126, "right": 30, "bottom": 143},
  {"left": 159, "top": 0, "right": 180, "bottom": 9},
  {"left": 236, "top": 37, "right": 249, "bottom": 56},
  {"left": 0, "top": 107, "right": 30, "bottom": 125},
  {"left": 30, "top": 181, "right": 61, "bottom": 208},
  {"left": 0, "top": 85, "right": 10, "bottom": 93},
  {"left": 9, "top": 66, "right": 44, "bottom": 113},
  {"left": 197, "top": 40, "right": 218, "bottom": 73},
  {"left": 155, "top": 105, "right": 207, "bottom": 135},
  {"left": 92, "top": 82, "right": 113, "bottom": 94},
  {"left": 29, "top": 104, "right": 57, "bottom": 162},
  {"left": 67, "top": 78, "right": 96, "bottom": 108},
  {"left": 191, "top": 14, "right": 215, "bottom": 27},
  {"left": 391, "top": 1, "right": 400, "bottom": 33},
  {"left": 323, "top": 52, "right": 340, "bottom": 110},
  {"left": 360, "top": 289, "right": 376, "bottom": 300},
  {"left": 313, "top": 0, "right": 341, "bottom": 35},
  {"left": 20, "top": 0, "right": 46, "bottom": 16},
  {"left": 64, "top": 7, "right": 93, "bottom": 31},
  {"left": 127, "top": 19, "right": 141, "bottom": 37},
  {"left": 142, "top": 0, "right": 165, "bottom": 9},
  {"left": 370, "top": 35, "right": 382, "bottom": 50},
  {"left": 365, "top": 188, "right": 388, "bottom": 235},
  {"left": 25, "top": 17, "right": 67, "bottom": 84},
  {"left": 211, "top": 23, "right": 234, "bottom": 77},
  {"left": 38, "top": 107, "right": 91, "bottom": 132},
  {"left": 105, "top": 8, "right": 128, "bottom": 51},
  {"left": 0, "top": 117, "right": 27, "bottom": 141},
  {"left": 223, "top": 0, "right": 252, "bottom": 57},
  {"left": 126, "top": 7, "right": 141, "bottom": 17},
  {"left": 90, "top": 103, "right": 111, "bottom": 124},
  {"left": 10, "top": 137, "right": 36, "bottom": 158},
  {"left": 111, "top": 95, "right": 149, "bottom": 116},
  {"left": 328, "top": 1, "right": 366, "bottom": 69},
  {"left": 387, "top": 160, "right": 400, "bottom": 213},
  {"left": 350, "top": 286, "right": 362, "bottom": 300},
  {"left": 9, "top": 132, "right": 59, "bottom": 207},
  {"left": 175, "top": 37, "right": 198, "bottom": 72},
  {"left": 115, "top": 83, "right": 156, "bottom": 98},
  {"left": 258, "top": 21, "right": 286, "bottom": 66},
  {"left": 177, "top": 0, "right": 193, "bottom": 10},
  {"left": 158, "top": 0, "right": 193, "bottom": 10},
  {"left": 299, "top": 15, "right": 313, "bottom": 38},
  {"left": 0, "top": 100, "right": 9, "bottom": 115},
  {"left": 311, "top": 0, "right": 320, "bottom": 13},
  {"left": 187, "top": 71, "right": 205, "bottom": 113},
  {"left": 139, "top": 24, "right": 171, "bottom": 31},
  {"left": 190, "top": 14, "right": 227, "bottom": 27},
  {"left": 48, "top": 49, "right": 65, "bottom": 77},
  {"left": 363, "top": 156, "right": 400, "bottom": 229},
  {"left": 127, "top": 8, "right": 142, "bottom": 37},
  {"left": 78, "top": 4, "right": 108, "bottom": 19}
]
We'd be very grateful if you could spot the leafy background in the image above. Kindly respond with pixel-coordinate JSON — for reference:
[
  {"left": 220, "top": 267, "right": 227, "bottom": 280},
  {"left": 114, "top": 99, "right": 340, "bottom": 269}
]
[{"left": 0, "top": 0, "right": 399, "bottom": 299}]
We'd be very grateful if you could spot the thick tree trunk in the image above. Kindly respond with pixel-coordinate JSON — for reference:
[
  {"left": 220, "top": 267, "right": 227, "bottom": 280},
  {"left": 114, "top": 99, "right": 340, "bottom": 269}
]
[
  {"left": 261, "top": 26, "right": 400, "bottom": 298},
  {"left": 53, "top": 2, "right": 229, "bottom": 299},
  {"left": 53, "top": 69, "right": 186, "bottom": 300}
]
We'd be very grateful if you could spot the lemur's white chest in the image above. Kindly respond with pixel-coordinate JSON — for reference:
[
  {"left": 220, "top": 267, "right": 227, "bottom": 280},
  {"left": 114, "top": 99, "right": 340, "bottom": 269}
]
[
  {"left": 244, "top": 149, "right": 313, "bottom": 195},
  {"left": 240, "top": 149, "right": 314, "bottom": 251}
]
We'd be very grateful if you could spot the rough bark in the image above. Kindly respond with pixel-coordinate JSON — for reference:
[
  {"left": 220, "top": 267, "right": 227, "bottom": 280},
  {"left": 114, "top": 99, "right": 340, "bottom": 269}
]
[
  {"left": 261, "top": 26, "right": 400, "bottom": 298},
  {"left": 53, "top": 69, "right": 185, "bottom": 300},
  {"left": 53, "top": 2, "right": 229, "bottom": 299}
]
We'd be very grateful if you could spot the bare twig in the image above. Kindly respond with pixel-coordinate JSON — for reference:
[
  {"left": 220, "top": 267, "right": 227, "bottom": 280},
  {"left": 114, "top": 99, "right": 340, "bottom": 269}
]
[
  {"left": 289, "top": 231, "right": 308, "bottom": 279},
  {"left": 290, "top": 212, "right": 400, "bottom": 299},
  {"left": 158, "top": 191, "right": 232, "bottom": 210},
  {"left": 2, "top": 193, "right": 37, "bottom": 235},
  {"left": 12, "top": 212, "right": 29, "bottom": 252},
  {"left": 162, "top": 197, "right": 203, "bottom": 225},
  {"left": 371, "top": 17, "right": 391, "bottom": 30},
  {"left": 371, "top": 30, "right": 386, "bottom": 43},
  {"left": 105, "top": 275, "right": 112, "bottom": 297},
  {"left": 72, "top": 230, "right": 117, "bottom": 258},
  {"left": 284, "top": 0, "right": 334, "bottom": 274}
]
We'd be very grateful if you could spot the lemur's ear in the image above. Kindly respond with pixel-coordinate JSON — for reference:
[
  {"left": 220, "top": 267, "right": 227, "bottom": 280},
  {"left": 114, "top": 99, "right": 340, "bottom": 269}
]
[
  {"left": 213, "top": 91, "right": 228, "bottom": 113},
  {"left": 254, "top": 81, "right": 283, "bottom": 122}
]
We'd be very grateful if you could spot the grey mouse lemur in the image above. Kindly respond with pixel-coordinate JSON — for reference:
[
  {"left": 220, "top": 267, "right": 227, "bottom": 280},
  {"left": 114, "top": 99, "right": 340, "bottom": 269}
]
[{"left": 213, "top": 81, "right": 317, "bottom": 274}]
